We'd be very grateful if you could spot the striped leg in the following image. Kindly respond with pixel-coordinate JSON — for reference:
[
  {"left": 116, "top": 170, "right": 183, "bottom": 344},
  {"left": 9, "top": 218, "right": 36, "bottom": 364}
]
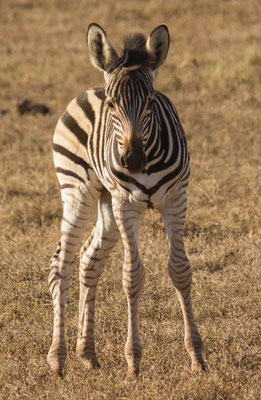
[
  {"left": 47, "top": 186, "right": 99, "bottom": 375},
  {"left": 77, "top": 190, "right": 120, "bottom": 368},
  {"left": 162, "top": 190, "right": 205, "bottom": 372},
  {"left": 112, "top": 199, "right": 145, "bottom": 376}
]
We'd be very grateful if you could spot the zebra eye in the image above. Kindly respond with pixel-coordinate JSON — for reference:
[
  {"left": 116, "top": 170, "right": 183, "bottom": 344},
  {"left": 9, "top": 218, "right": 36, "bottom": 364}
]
[{"left": 107, "top": 101, "right": 115, "bottom": 110}]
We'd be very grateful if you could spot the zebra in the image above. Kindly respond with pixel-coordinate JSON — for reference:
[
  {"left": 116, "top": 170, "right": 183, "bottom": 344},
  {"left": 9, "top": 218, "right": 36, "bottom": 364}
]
[{"left": 47, "top": 23, "right": 205, "bottom": 377}]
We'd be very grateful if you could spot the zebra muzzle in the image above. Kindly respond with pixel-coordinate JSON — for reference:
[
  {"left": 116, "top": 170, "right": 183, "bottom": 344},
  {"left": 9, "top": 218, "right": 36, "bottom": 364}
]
[{"left": 120, "top": 140, "right": 147, "bottom": 173}]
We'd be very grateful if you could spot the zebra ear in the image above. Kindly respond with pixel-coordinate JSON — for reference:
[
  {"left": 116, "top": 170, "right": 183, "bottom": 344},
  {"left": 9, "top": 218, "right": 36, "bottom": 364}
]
[
  {"left": 146, "top": 24, "right": 170, "bottom": 71},
  {"left": 87, "top": 23, "right": 119, "bottom": 72}
]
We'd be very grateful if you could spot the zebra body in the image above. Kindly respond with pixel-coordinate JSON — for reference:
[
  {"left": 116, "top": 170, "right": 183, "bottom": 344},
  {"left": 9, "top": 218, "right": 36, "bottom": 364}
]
[{"left": 48, "top": 23, "right": 205, "bottom": 376}]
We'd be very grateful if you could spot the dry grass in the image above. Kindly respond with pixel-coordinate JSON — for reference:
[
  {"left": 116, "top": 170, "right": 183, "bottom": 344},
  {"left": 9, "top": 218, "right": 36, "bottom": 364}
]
[{"left": 0, "top": 0, "right": 261, "bottom": 399}]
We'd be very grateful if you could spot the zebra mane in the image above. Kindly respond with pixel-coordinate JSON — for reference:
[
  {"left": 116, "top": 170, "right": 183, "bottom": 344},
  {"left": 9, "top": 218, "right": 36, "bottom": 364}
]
[{"left": 115, "top": 33, "right": 155, "bottom": 70}]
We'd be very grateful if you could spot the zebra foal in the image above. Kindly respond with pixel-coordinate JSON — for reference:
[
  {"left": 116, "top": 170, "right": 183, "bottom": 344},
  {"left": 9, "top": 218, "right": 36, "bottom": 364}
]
[{"left": 47, "top": 23, "right": 205, "bottom": 376}]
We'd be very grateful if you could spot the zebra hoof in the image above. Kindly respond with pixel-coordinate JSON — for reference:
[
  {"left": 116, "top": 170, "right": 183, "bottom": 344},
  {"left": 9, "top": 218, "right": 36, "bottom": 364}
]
[
  {"left": 80, "top": 357, "right": 101, "bottom": 370},
  {"left": 127, "top": 365, "right": 140, "bottom": 378},
  {"left": 47, "top": 356, "right": 65, "bottom": 377},
  {"left": 47, "top": 344, "right": 67, "bottom": 376},
  {"left": 77, "top": 351, "right": 101, "bottom": 370},
  {"left": 191, "top": 360, "right": 206, "bottom": 373}
]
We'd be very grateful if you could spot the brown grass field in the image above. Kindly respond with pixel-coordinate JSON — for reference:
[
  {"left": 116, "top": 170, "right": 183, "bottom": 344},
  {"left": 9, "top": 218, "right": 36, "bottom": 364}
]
[{"left": 0, "top": 0, "right": 261, "bottom": 398}]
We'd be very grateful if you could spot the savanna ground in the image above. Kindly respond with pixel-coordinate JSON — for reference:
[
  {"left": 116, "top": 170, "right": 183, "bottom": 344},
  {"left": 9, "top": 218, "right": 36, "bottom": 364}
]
[{"left": 0, "top": 0, "right": 260, "bottom": 398}]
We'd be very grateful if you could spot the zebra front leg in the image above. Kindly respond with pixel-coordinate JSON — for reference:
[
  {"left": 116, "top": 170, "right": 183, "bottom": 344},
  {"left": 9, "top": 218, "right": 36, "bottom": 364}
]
[
  {"left": 77, "top": 190, "right": 120, "bottom": 369},
  {"left": 162, "top": 193, "right": 205, "bottom": 372},
  {"left": 47, "top": 187, "right": 98, "bottom": 375},
  {"left": 112, "top": 199, "right": 145, "bottom": 376}
]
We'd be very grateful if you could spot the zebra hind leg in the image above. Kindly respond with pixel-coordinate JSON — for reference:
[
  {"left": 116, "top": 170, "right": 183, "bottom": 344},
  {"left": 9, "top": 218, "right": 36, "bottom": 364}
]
[
  {"left": 47, "top": 186, "right": 98, "bottom": 375},
  {"left": 162, "top": 194, "right": 205, "bottom": 372},
  {"left": 77, "top": 189, "right": 120, "bottom": 369}
]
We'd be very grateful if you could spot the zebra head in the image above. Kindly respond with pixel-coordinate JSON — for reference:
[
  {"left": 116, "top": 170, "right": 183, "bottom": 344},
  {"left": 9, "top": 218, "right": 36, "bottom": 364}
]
[{"left": 87, "top": 23, "right": 170, "bottom": 173}]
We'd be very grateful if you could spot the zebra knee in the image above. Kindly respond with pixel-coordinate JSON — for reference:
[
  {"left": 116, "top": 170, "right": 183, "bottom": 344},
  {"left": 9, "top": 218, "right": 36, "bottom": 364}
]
[
  {"left": 81, "top": 223, "right": 119, "bottom": 267},
  {"left": 48, "top": 240, "right": 75, "bottom": 294},
  {"left": 79, "top": 229, "right": 95, "bottom": 264},
  {"left": 50, "top": 240, "right": 61, "bottom": 262},
  {"left": 122, "top": 262, "right": 145, "bottom": 298},
  {"left": 49, "top": 242, "right": 61, "bottom": 291},
  {"left": 79, "top": 234, "right": 107, "bottom": 289},
  {"left": 167, "top": 262, "right": 192, "bottom": 292}
]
